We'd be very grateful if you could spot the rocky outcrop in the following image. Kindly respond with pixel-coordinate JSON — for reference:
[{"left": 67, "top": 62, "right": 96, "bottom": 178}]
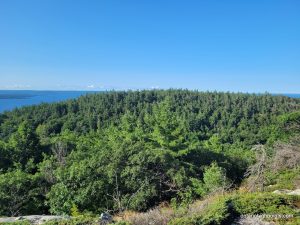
[
  {"left": 0, "top": 215, "right": 68, "bottom": 224},
  {"left": 288, "top": 189, "right": 300, "bottom": 195},
  {"left": 234, "top": 217, "right": 275, "bottom": 225},
  {"left": 272, "top": 189, "right": 300, "bottom": 195}
]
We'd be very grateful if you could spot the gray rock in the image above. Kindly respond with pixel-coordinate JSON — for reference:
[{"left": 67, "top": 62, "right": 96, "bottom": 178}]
[
  {"left": 287, "top": 189, "right": 300, "bottom": 196},
  {"left": 0, "top": 215, "right": 69, "bottom": 224},
  {"left": 233, "top": 217, "right": 275, "bottom": 225},
  {"left": 272, "top": 188, "right": 300, "bottom": 196},
  {"left": 100, "top": 212, "right": 112, "bottom": 224},
  {"left": 272, "top": 189, "right": 291, "bottom": 194}
]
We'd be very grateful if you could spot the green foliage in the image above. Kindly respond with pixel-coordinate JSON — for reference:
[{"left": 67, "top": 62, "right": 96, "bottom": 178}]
[
  {"left": 168, "top": 197, "right": 231, "bottom": 225},
  {"left": 0, "top": 90, "right": 299, "bottom": 216},
  {"left": 0, "top": 169, "right": 45, "bottom": 216},
  {"left": 112, "top": 222, "right": 132, "bottom": 225},
  {"left": 43, "top": 216, "right": 98, "bottom": 225},
  {"left": 266, "top": 168, "right": 300, "bottom": 190},
  {"left": 0, "top": 140, "right": 10, "bottom": 170},
  {"left": 231, "top": 192, "right": 299, "bottom": 215},
  {"left": 204, "top": 135, "right": 223, "bottom": 153},
  {"left": 191, "top": 162, "right": 230, "bottom": 198},
  {"left": 8, "top": 121, "right": 42, "bottom": 168},
  {"left": 70, "top": 204, "right": 80, "bottom": 217},
  {"left": 284, "top": 218, "right": 300, "bottom": 225},
  {"left": 169, "top": 192, "right": 300, "bottom": 225},
  {"left": 265, "top": 111, "right": 300, "bottom": 144},
  {"left": 200, "top": 197, "right": 231, "bottom": 225},
  {"left": 146, "top": 98, "right": 193, "bottom": 152},
  {"left": 168, "top": 217, "right": 197, "bottom": 225},
  {"left": 202, "top": 162, "right": 229, "bottom": 194}
]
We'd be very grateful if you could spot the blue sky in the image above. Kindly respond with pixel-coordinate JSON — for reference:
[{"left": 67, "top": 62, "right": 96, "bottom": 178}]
[{"left": 0, "top": 0, "right": 299, "bottom": 93}]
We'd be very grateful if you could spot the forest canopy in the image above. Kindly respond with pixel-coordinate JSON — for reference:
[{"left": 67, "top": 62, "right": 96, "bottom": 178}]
[{"left": 0, "top": 90, "right": 299, "bottom": 216}]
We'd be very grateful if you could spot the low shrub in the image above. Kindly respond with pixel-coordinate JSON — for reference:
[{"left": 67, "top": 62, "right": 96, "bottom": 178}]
[
  {"left": 43, "top": 216, "right": 98, "bottom": 225},
  {"left": 169, "top": 192, "right": 300, "bottom": 225},
  {"left": 111, "top": 222, "right": 131, "bottom": 225},
  {"left": 266, "top": 168, "right": 300, "bottom": 190},
  {"left": 231, "top": 192, "right": 299, "bottom": 216},
  {"left": 168, "top": 196, "right": 232, "bottom": 225},
  {"left": 126, "top": 207, "right": 174, "bottom": 225},
  {"left": 167, "top": 217, "right": 197, "bottom": 225}
]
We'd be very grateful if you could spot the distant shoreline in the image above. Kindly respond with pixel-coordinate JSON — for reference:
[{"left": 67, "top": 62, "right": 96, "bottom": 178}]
[{"left": 0, "top": 90, "right": 299, "bottom": 113}]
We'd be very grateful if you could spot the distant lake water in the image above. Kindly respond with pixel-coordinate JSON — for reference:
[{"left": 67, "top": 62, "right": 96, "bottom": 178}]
[
  {"left": 0, "top": 90, "right": 98, "bottom": 113},
  {"left": 0, "top": 91, "right": 299, "bottom": 113},
  {"left": 281, "top": 94, "right": 300, "bottom": 99}
]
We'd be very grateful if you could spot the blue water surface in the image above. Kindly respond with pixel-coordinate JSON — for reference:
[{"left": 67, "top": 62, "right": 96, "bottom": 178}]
[
  {"left": 0, "top": 91, "right": 299, "bottom": 113},
  {"left": 0, "top": 90, "right": 98, "bottom": 113}
]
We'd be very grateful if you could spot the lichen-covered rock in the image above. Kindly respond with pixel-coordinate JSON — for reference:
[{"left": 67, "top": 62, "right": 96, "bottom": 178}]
[
  {"left": 272, "top": 189, "right": 300, "bottom": 195},
  {"left": 287, "top": 189, "right": 300, "bottom": 196},
  {"left": 0, "top": 215, "right": 69, "bottom": 224},
  {"left": 233, "top": 217, "right": 275, "bottom": 225},
  {"left": 272, "top": 189, "right": 291, "bottom": 194}
]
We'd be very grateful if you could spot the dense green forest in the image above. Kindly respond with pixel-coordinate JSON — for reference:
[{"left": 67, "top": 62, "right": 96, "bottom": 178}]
[{"left": 0, "top": 90, "right": 299, "bottom": 224}]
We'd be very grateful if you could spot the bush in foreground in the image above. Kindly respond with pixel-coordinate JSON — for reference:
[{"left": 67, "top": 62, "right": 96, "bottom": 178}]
[{"left": 115, "top": 191, "right": 300, "bottom": 225}]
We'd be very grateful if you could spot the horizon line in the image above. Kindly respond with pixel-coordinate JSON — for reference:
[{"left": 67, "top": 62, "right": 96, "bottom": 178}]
[{"left": 0, "top": 89, "right": 299, "bottom": 95}]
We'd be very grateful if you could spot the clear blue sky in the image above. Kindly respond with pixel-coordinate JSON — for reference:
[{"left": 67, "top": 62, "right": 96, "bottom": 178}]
[{"left": 0, "top": 0, "right": 299, "bottom": 93}]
